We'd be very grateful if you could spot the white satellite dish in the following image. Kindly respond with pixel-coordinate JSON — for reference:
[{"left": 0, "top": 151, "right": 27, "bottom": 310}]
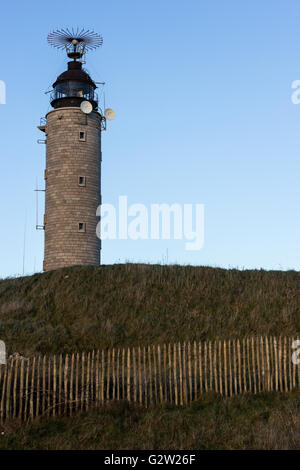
[
  {"left": 80, "top": 100, "right": 93, "bottom": 114},
  {"left": 104, "top": 108, "right": 115, "bottom": 121}
]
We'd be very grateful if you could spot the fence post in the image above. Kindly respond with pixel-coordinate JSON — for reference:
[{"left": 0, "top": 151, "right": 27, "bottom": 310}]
[
  {"left": 143, "top": 347, "right": 148, "bottom": 407},
  {"left": 138, "top": 346, "right": 142, "bottom": 405},
  {"left": 127, "top": 348, "right": 131, "bottom": 402},
  {"left": 224, "top": 341, "right": 228, "bottom": 397},
  {"left": 148, "top": 346, "right": 153, "bottom": 405},
  {"left": 208, "top": 341, "right": 213, "bottom": 392},
  {"left": 198, "top": 342, "right": 202, "bottom": 395},
  {"left": 0, "top": 362, "right": 7, "bottom": 423},
  {"left": 29, "top": 357, "right": 35, "bottom": 420},
  {"left": 188, "top": 342, "right": 192, "bottom": 403},
  {"left": 106, "top": 350, "right": 110, "bottom": 402},
  {"left": 112, "top": 348, "right": 116, "bottom": 401},
  {"left": 173, "top": 343, "right": 178, "bottom": 406},
  {"left": 193, "top": 341, "right": 197, "bottom": 401},
  {"left": 70, "top": 353, "right": 74, "bottom": 415},
  {"left": 133, "top": 347, "right": 137, "bottom": 403},
  {"left": 86, "top": 352, "right": 90, "bottom": 409},
  {"left": 168, "top": 344, "right": 172, "bottom": 404},
  {"left": 13, "top": 358, "right": 18, "bottom": 419},
  {"left": 218, "top": 341, "right": 223, "bottom": 396},
  {"left": 64, "top": 354, "right": 69, "bottom": 415}
]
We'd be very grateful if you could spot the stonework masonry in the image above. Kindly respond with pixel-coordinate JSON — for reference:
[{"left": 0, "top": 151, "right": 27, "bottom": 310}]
[{"left": 43, "top": 107, "right": 102, "bottom": 271}]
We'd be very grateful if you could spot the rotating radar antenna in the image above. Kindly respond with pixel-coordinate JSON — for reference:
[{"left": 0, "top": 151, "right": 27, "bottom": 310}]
[{"left": 47, "top": 27, "right": 103, "bottom": 60}]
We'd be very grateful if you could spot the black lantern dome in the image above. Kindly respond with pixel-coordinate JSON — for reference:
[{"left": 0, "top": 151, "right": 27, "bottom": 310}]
[{"left": 50, "top": 61, "right": 98, "bottom": 110}]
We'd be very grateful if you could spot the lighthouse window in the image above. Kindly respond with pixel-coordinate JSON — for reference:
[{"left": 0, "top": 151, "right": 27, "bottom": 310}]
[
  {"left": 78, "top": 176, "right": 86, "bottom": 186},
  {"left": 79, "top": 131, "right": 86, "bottom": 141},
  {"left": 78, "top": 223, "right": 86, "bottom": 233}
]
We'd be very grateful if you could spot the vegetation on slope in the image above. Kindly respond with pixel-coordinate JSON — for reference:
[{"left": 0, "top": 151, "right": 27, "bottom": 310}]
[
  {"left": 0, "top": 264, "right": 299, "bottom": 355},
  {"left": 1, "top": 392, "right": 300, "bottom": 450}
]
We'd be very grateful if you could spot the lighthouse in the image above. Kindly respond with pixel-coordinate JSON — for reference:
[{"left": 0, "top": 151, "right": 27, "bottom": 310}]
[{"left": 38, "top": 29, "right": 108, "bottom": 272}]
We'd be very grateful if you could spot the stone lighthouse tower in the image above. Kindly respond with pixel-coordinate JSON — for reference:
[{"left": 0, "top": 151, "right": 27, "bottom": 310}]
[{"left": 39, "top": 29, "right": 108, "bottom": 272}]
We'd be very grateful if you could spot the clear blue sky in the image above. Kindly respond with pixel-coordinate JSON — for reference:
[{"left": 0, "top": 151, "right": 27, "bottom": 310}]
[{"left": 1, "top": 0, "right": 300, "bottom": 277}]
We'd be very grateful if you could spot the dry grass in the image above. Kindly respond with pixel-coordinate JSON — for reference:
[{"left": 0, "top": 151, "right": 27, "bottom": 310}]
[
  {"left": 0, "top": 263, "right": 299, "bottom": 355},
  {"left": 1, "top": 392, "right": 300, "bottom": 450}
]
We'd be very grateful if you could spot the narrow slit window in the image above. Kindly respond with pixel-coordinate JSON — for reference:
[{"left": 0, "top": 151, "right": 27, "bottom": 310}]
[
  {"left": 78, "top": 176, "right": 86, "bottom": 186},
  {"left": 78, "top": 222, "right": 86, "bottom": 233},
  {"left": 79, "top": 131, "right": 86, "bottom": 141}
]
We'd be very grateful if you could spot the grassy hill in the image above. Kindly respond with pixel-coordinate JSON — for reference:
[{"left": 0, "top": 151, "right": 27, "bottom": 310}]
[
  {"left": 1, "top": 263, "right": 300, "bottom": 450},
  {"left": 0, "top": 263, "right": 299, "bottom": 355}
]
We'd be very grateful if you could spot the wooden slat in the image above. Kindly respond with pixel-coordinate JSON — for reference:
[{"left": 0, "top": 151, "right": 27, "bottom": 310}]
[
  {"left": 75, "top": 353, "right": 79, "bottom": 411},
  {"left": 133, "top": 348, "right": 137, "bottom": 403},
  {"left": 143, "top": 347, "right": 148, "bottom": 407},
  {"left": 188, "top": 342, "right": 192, "bottom": 403},
  {"left": 19, "top": 359, "right": 24, "bottom": 420},
  {"left": 122, "top": 348, "right": 125, "bottom": 400},
  {"left": 218, "top": 341, "right": 223, "bottom": 396},
  {"left": 242, "top": 339, "right": 247, "bottom": 393},
  {"left": 228, "top": 340, "right": 232, "bottom": 397},
  {"left": 70, "top": 354, "right": 74, "bottom": 415},
  {"left": 81, "top": 352, "right": 85, "bottom": 410},
  {"left": 53, "top": 356, "right": 56, "bottom": 417},
  {"left": 138, "top": 347, "right": 142, "bottom": 405},
  {"left": 86, "top": 352, "right": 91, "bottom": 409},
  {"left": 256, "top": 338, "right": 261, "bottom": 392},
  {"left": 163, "top": 344, "right": 167, "bottom": 403},
  {"left": 101, "top": 350, "right": 105, "bottom": 404},
  {"left": 193, "top": 341, "right": 197, "bottom": 401},
  {"left": 283, "top": 337, "right": 287, "bottom": 392},
  {"left": 24, "top": 358, "right": 30, "bottom": 421},
  {"left": 153, "top": 345, "right": 158, "bottom": 404},
  {"left": 213, "top": 341, "right": 218, "bottom": 393},
  {"left": 182, "top": 343, "right": 187, "bottom": 404},
  {"left": 117, "top": 349, "right": 120, "bottom": 402},
  {"left": 148, "top": 346, "right": 153, "bottom": 405},
  {"left": 0, "top": 362, "right": 7, "bottom": 423},
  {"left": 247, "top": 338, "right": 252, "bottom": 393},
  {"left": 6, "top": 359, "right": 13, "bottom": 420},
  {"left": 36, "top": 356, "right": 41, "bottom": 418},
  {"left": 64, "top": 354, "right": 69, "bottom": 414},
  {"left": 127, "top": 348, "right": 131, "bottom": 402},
  {"left": 58, "top": 354, "right": 62, "bottom": 415},
  {"left": 168, "top": 344, "right": 173, "bottom": 404},
  {"left": 209, "top": 341, "right": 213, "bottom": 391},
  {"left": 106, "top": 350, "right": 110, "bottom": 402},
  {"left": 233, "top": 340, "right": 237, "bottom": 395},
  {"left": 30, "top": 357, "right": 35, "bottom": 420},
  {"left": 198, "top": 342, "right": 202, "bottom": 395},
  {"left": 112, "top": 348, "right": 116, "bottom": 401},
  {"left": 224, "top": 341, "right": 228, "bottom": 397},
  {"left": 173, "top": 343, "right": 178, "bottom": 405},
  {"left": 158, "top": 345, "right": 163, "bottom": 403},
  {"left": 13, "top": 358, "right": 18, "bottom": 419},
  {"left": 204, "top": 342, "right": 208, "bottom": 393},
  {"left": 178, "top": 343, "right": 183, "bottom": 405}
]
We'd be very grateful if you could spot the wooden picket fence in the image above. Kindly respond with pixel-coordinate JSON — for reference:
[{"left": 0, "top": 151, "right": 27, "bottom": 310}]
[{"left": 0, "top": 336, "right": 299, "bottom": 422}]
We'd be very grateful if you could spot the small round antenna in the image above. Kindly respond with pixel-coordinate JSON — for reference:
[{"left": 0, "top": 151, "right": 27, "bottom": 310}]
[
  {"left": 81, "top": 101, "right": 93, "bottom": 114},
  {"left": 48, "top": 27, "right": 103, "bottom": 60},
  {"left": 104, "top": 108, "right": 115, "bottom": 121}
]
